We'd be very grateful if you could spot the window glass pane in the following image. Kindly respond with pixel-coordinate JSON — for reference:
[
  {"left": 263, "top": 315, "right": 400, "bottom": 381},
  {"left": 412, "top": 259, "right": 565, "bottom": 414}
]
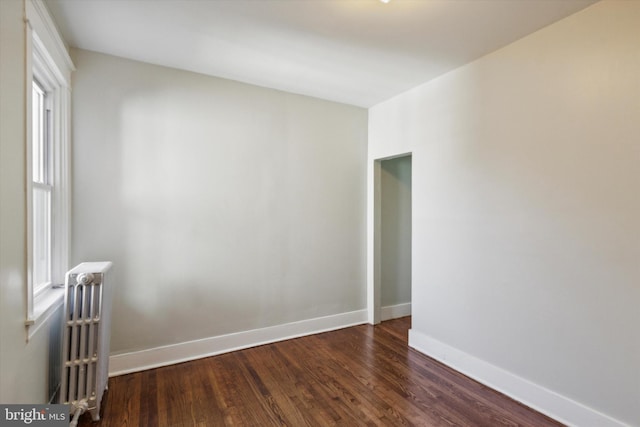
[
  {"left": 33, "top": 186, "right": 51, "bottom": 292},
  {"left": 32, "top": 81, "right": 46, "bottom": 183},
  {"left": 32, "top": 79, "right": 53, "bottom": 294}
]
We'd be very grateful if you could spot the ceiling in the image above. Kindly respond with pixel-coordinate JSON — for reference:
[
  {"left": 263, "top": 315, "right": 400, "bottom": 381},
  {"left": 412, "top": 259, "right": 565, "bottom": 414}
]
[{"left": 47, "top": 0, "right": 597, "bottom": 108}]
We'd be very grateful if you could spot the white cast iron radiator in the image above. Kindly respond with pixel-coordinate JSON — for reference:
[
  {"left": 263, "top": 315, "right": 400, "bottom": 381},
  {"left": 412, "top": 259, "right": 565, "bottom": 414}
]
[{"left": 59, "top": 262, "right": 114, "bottom": 424}]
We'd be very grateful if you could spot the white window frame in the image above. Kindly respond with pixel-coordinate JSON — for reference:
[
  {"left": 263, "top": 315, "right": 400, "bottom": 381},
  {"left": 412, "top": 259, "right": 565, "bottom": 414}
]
[{"left": 24, "top": 0, "right": 74, "bottom": 340}]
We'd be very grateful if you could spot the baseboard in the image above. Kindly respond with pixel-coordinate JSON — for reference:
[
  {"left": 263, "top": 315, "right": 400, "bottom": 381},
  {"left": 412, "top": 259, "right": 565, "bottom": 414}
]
[
  {"left": 380, "top": 302, "right": 411, "bottom": 321},
  {"left": 109, "top": 309, "right": 368, "bottom": 376},
  {"left": 408, "top": 329, "right": 627, "bottom": 427}
]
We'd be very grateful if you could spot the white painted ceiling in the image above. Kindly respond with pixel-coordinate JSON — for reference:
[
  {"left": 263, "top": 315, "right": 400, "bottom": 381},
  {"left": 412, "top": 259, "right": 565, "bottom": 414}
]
[{"left": 47, "top": 0, "right": 597, "bottom": 107}]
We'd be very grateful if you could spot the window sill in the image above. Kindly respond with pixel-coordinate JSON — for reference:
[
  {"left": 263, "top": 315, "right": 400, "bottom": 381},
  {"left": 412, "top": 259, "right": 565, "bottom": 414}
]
[{"left": 25, "top": 286, "right": 64, "bottom": 341}]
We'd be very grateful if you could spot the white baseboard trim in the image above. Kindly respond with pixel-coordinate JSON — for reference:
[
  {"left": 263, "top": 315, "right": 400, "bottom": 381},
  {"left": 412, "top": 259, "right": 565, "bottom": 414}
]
[
  {"left": 109, "top": 309, "right": 368, "bottom": 377},
  {"left": 380, "top": 302, "right": 411, "bottom": 321},
  {"left": 408, "top": 329, "right": 628, "bottom": 427}
]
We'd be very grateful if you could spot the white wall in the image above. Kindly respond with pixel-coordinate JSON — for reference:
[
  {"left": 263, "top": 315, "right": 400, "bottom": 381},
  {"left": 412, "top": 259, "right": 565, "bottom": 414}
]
[
  {"left": 380, "top": 156, "right": 411, "bottom": 308},
  {"left": 71, "top": 50, "right": 368, "bottom": 357},
  {"left": 369, "top": 1, "right": 639, "bottom": 425},
  {"left": 0, "top": 0, "right": 59, "bottom": 404}
]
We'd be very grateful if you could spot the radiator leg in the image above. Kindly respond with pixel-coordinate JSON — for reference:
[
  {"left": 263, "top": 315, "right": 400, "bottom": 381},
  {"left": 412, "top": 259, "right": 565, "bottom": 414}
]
[
  {"left": 89, "top": 407, "right": 101, "bottom": 422},
  {"left": 70, "top": 400, "right": 88, "bottom": 427}
]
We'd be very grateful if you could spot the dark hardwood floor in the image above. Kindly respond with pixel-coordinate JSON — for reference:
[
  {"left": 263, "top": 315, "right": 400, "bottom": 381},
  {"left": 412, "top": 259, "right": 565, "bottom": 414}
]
[{"left": 78, "top": 317, "right": 561, "bottom": 426}]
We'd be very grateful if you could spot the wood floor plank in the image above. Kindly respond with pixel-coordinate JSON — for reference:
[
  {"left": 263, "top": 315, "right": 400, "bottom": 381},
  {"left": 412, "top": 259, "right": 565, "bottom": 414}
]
[
  {"left": 139, "top": 370, "right": 159, "bottom": 427},
  {"left": 77, "top": 317, "right": 562, "bottom": 427}
]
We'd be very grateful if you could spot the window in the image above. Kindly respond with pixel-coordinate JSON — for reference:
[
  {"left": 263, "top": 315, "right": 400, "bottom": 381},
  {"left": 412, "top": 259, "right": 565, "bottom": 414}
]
[
  {"left": 25, "top": 0, "right": 74, "bottom": 339},
  {"left": 31, "top": 79, "right": 53, "bottom": 296}
]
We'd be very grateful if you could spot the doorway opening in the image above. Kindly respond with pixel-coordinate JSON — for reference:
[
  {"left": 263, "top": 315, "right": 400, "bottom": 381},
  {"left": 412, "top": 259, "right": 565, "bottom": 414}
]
[{"left": 372, "top": 154, "right": 412, "bottom": 324}]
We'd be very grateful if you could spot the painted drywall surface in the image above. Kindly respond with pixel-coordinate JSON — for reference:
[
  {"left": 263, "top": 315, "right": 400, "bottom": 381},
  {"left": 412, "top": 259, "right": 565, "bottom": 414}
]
[
  {"left": 0, "top": 0, "right": 54, "bottom": 404},
  {"left": 71, "top": 49, "right": 367, "bottom": 354},
  {"left": 369, "top": 1, "right": 639, "bottom": 425},
  {"left": 380, "top": 156, "right": 411, "bottom": 307}
]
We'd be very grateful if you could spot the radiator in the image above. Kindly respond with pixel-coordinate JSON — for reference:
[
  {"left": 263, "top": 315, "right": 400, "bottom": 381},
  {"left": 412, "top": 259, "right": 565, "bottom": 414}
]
[{"left": 59, "top": 262, "right": 113, "bottom": 422}]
